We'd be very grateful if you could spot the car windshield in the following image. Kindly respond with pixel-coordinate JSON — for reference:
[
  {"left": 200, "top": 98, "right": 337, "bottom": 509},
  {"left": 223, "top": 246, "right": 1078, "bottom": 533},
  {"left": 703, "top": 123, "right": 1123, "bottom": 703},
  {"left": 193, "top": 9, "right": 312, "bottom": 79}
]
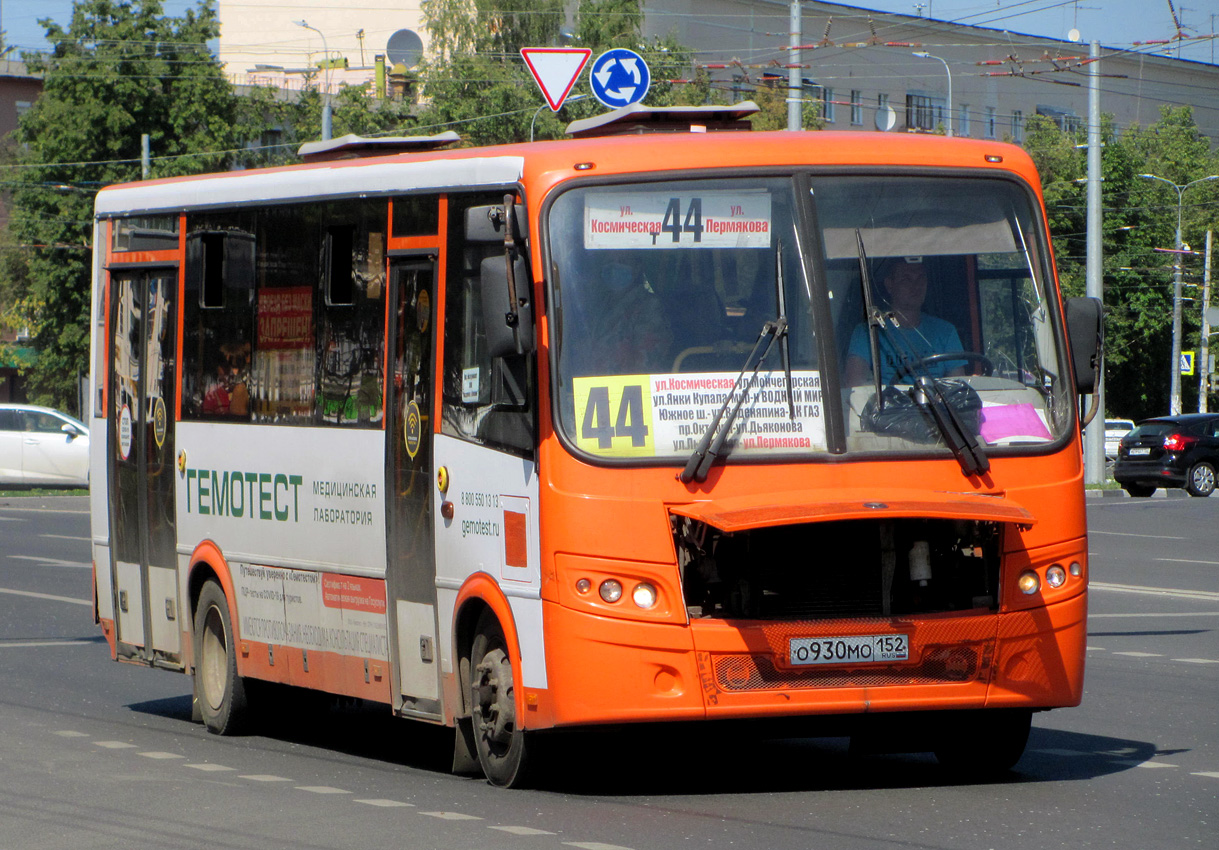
[{"left": 547, "top": 173, "right": 1072, "bottom": 464}]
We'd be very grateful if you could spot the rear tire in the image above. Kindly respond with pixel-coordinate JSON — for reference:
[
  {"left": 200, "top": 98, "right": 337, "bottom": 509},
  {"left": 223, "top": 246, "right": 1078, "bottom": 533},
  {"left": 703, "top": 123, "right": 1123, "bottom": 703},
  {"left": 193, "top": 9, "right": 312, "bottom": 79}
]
[
  {"left": 194, "top": 580, "right": 249, "bottom": 735},
  {"left": 933, "top": 709, "right": 1031, "bottom": 778},
  {"left": 468, "top": 610, "right": 530, "bottom": 787},
  {"left": 1186, "top": 462, "right": 1216, "bottom": 497},
  {"left": 1122, "top": 484, "right": 1156, "bottom": 498}
]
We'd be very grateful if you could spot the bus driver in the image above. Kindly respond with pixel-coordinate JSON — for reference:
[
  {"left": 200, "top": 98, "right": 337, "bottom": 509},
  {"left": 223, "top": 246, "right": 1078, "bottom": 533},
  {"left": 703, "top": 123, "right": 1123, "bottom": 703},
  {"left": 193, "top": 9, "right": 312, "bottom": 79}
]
[{"left": 843, "top": 256, "right": 965, "bottom": 386}]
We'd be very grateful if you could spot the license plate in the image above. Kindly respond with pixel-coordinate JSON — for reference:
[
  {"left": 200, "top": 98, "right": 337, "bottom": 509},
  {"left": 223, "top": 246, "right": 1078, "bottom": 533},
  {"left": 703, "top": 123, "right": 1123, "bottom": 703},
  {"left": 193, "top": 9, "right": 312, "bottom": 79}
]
[
  {"left": 789, "top": 634, "right": 909, "bottom": 666},
  {"left": 1128, "top": 447, "right": 1151, "bottom": 456}
]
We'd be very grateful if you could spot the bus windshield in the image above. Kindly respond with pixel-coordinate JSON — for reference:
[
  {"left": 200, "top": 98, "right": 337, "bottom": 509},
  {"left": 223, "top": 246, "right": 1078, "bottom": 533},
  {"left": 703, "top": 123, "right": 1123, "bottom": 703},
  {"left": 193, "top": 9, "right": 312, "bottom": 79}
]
[{"left": 548, "top": 173, "right": 1072, "bottom": 463}]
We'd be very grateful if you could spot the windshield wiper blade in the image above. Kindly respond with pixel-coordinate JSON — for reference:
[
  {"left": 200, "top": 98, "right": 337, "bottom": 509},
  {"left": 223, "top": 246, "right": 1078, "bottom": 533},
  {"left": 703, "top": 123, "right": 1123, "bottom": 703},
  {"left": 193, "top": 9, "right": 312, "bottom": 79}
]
[
  {"left": 679, "top": 318, "right": 786, "bottom": 484},
  {"left": 855, "top": 229, "right": 885, "bottom": 407},
  {"left": 775, "top": 240, "right": 795, "bottom": 420}
]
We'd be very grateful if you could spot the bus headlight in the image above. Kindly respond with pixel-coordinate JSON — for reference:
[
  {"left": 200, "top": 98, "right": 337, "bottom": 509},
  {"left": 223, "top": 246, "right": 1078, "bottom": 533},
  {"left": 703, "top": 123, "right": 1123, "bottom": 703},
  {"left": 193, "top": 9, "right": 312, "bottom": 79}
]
[
  {"left": 599, "top": 579, "right": 623, "bottom": 603},
  {"left": 1045, "top": 564, "right": 1067, "bottom": 588},
  {"left": 631, "top": 582, "right": 658, "bottom": 609},
  {"left": 1017, "top": 571, "right": 1041, "bottom": 595}
]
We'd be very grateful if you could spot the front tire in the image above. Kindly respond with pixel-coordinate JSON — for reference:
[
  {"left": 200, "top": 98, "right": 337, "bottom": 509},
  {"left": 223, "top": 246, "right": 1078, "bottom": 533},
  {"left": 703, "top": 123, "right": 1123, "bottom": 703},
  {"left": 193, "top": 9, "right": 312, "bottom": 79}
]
[
  {"left": 1186, "top": 462, "right": 1216, "bottom": 497},
  {"left": 933, "top": 709, "right": 1031, "bottom": 778},
  {"left": 468, "top": 610, "right": 530, "bottom": 787},
  {"left": 194, "top": 580, "right": 249, "bottom": 735}
]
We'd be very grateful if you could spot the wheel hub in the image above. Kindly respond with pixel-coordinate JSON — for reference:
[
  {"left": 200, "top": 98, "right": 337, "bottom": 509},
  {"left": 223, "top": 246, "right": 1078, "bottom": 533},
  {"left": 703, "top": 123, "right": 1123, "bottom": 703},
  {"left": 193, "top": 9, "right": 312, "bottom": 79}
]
[{"left": 474, "top": 648, "right": 515, "bottom": 745}]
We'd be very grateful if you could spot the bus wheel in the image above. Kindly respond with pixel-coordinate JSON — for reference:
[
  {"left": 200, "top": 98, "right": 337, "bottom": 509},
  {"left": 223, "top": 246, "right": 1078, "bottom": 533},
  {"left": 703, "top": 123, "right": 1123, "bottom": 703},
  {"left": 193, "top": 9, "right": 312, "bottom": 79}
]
[
  {"left": 933, "top": 709, "right": 1031, "bottom": 778},
  {"left": 194, "top": 580, "right": 248, "bottom": 735},
  {"left": 469, "top": 611, "right": 530, "bottom": 787}
]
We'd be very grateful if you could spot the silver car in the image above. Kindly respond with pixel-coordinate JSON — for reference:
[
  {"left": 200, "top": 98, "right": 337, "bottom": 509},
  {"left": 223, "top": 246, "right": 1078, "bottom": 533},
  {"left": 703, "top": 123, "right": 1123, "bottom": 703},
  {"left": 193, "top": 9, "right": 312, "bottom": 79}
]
[{"left": 0, "top": 404, "right": 90, "bottom": 488}]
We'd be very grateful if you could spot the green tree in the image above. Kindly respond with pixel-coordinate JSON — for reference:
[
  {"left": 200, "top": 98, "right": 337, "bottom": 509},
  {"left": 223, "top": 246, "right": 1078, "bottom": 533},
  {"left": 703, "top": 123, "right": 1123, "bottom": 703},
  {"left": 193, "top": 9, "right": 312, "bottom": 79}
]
[
  {"left": 1024, "top": 105, "right": 1218, "bottom": 419},
  {"left": 4, "top": 0, "right": 239, "bottom": 411}
]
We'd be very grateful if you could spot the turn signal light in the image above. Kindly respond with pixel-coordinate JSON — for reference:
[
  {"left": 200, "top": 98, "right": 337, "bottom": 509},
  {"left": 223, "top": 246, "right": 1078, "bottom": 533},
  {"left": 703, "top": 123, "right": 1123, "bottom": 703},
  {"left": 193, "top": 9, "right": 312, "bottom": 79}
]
[{"left": 1017, "top": 570, "right": 1041, "bottom": 595}]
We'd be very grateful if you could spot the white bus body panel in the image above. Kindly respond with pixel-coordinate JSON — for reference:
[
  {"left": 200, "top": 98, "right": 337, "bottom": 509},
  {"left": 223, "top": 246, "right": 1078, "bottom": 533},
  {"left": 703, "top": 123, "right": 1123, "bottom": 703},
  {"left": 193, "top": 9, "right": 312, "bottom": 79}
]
[{"left": 433, "top": 434, "right": 546, "bottom": 690}]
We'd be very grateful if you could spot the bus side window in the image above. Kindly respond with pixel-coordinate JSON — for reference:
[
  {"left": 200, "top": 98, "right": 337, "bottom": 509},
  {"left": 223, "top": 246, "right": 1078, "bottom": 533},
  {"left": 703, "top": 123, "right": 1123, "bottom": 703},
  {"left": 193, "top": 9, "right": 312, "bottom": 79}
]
[{"left": 440, "top": 194, "right": 535, "bottom": 457}]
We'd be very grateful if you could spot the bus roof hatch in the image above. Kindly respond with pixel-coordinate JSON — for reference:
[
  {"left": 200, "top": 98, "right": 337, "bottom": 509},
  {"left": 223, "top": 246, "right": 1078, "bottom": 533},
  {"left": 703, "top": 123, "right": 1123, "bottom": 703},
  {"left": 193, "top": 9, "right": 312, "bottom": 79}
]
[
  {"left": 565, "top": 101, "right": 759, "bottom": 138},
  {"left": 299, "top": 131, "right": 462, "bottom": 162}
]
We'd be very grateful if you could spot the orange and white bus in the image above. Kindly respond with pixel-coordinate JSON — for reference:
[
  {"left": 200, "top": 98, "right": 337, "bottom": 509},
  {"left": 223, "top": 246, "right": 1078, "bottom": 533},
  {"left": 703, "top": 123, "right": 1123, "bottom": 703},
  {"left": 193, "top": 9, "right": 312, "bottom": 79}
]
[{"left": 89, "top": 104, "right": 1102, "bottom": 786}]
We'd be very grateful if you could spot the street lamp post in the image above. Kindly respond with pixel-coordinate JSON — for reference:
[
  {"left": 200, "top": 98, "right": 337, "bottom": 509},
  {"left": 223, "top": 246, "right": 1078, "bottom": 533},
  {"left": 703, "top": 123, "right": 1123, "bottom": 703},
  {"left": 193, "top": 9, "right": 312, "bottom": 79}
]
[
  {"left": 295, "top": 19, "right": 333, "bottom": 141},
  {"left": 1139, "top": 173, "right": 1219, "bottom": 415},
  {"left": 912, "top": 51, "right": 952, "bottom": 136}
]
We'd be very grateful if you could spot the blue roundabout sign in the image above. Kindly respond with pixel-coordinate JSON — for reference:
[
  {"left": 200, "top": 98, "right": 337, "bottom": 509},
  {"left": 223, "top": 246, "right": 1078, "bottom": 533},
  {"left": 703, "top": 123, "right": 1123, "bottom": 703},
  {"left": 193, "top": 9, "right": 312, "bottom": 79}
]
[{"left": 589, "top": 48, "right": 650, "bottom": 109}]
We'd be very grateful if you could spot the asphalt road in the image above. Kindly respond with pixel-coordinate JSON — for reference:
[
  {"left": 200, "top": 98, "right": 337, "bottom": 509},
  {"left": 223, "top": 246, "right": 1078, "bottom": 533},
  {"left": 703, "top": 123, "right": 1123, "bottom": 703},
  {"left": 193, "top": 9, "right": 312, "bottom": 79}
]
[{"left": 0, "top": 493, "right": 1215, "bottom": 850}]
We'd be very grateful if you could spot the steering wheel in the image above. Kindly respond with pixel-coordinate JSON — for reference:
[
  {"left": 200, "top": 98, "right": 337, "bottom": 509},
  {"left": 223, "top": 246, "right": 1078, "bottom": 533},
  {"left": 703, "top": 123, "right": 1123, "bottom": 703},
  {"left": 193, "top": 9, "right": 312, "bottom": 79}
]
[{"left": 893, "top": 351, "right": 993, "bottom": 382}]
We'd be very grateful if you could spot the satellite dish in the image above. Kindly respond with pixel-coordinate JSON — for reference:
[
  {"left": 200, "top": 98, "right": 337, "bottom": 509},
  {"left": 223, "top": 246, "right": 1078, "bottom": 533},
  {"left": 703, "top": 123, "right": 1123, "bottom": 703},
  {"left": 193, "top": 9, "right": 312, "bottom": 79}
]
[
  {"left": 1068, "top": 28, "right": 1081, "bottom": 43},
  {"left": 386, "top": 29, "right": 423, "bottom": 68},
  {"left": 875, "top": 104, "right": 897, "bottom": 132}
]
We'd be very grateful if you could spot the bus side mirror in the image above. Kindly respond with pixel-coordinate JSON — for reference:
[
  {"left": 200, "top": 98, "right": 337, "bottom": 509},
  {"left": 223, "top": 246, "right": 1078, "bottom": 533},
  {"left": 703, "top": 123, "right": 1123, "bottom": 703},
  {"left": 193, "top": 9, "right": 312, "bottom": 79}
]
[
  {"left": 481, "top": 255, "right": 534, "bottom": 358},
  {"left": 1064, "top": 296, "right": 1103, "bottom": 394}
]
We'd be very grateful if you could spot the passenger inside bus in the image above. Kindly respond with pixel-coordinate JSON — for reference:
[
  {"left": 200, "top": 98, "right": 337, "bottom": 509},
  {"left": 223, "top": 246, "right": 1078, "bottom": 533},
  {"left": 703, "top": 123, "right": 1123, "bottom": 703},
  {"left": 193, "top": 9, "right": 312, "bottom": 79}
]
[
  {"left": 580, "top": 257, "right": 673, "bottom": 374},
  {"left": 843, "top": 256, "right": 967, "bottom": 386}
]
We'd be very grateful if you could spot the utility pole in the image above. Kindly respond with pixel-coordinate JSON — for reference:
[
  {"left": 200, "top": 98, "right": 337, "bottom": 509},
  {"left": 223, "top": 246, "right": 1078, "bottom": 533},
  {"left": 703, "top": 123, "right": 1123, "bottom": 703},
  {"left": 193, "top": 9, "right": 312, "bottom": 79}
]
[
  {"left": 1201, "top": 229, "right": 1214, "bottom": 413},
  {"left": 788, "top": 1, "right": 802, "bottom": 131},
  {"left": 1083, "top": 40, "right": 1105, "bottom": 484}
]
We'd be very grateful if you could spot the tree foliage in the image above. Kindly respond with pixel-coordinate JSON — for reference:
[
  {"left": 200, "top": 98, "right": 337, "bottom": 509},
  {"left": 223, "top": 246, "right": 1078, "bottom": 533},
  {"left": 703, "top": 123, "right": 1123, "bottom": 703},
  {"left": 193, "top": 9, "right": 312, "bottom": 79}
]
[{"left": 1025, "top": 105, "right": 1219, "bottom": 419}]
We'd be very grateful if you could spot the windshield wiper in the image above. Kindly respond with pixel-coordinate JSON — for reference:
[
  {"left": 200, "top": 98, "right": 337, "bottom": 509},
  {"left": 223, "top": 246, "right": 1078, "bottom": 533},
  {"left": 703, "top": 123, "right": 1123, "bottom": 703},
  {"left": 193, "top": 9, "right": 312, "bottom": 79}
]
[
  {"left": 853, "top": 231, "right": 989, "bottom": 477},
  {"left": 775, "top": 240, "right": 796, "bottom": 421},
  {"left": 679, "top": 318, "right": 787, "bottom": 484},
  {"left": 855, "top": 230, "right": 885, "bottom": 407}
]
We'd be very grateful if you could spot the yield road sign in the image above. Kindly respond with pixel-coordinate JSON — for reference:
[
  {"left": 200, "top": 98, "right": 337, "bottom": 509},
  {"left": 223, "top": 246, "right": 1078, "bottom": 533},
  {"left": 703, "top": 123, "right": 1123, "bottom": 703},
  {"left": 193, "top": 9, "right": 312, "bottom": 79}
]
[
  {"left": 589, "top": 48, "right": 650, "bottom": 109},
  {"left": 520, "top": 47, "right": 591, "bottom": 111}
]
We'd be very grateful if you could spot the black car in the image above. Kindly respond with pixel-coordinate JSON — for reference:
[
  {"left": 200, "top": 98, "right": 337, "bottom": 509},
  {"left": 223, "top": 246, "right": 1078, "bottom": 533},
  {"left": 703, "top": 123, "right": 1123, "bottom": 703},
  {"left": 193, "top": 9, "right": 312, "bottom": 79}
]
[{"left": 1114, "top": 413, "right": 1219, "bottom": 497}]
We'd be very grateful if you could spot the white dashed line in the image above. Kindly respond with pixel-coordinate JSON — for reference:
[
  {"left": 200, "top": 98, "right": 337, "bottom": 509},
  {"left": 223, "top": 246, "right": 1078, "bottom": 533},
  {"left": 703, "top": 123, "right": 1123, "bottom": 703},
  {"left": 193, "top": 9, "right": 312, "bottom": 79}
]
[
  {"left": 240, "top": 774, "right": 294, "bottom": 782},
  {"left": 1086, "top": 645, "right": 1106, "bottom": 651},
  {"left": 1172, "top": 658, "right": 1219, "bottom": 664},
  {"left": 355, "top": 799, "right": 414, "bottom": 807},
  {"left": 296, "top": 786, "right": 351, "bottom": 794},
  {"left": 491, "top": 826, "right": 557, "bottom": 836},
  {"left": 185, "top": 763, "right": 235, "bottom": 772},
  {"left": 54, "top": 731, "right": 88, "bottom": 738},
  {"left": 1112, "top": 651, "right": 1162, "bottom": 658},
  {"left": 421, "top": 812, "right": 483, "bottom": 821},
  {"left": 94, "top": 741, "right": 136, "bottom": 749},
  {"left": 1111, "top": 760, "right": 1178, "bottom": 769},
  {"left": 138, "top": 752, "right": 185, "bottom": 760},
  {"left": 1192, "top": 772, "right": 1219, "bottom": 779},
  {"left": 0, "top": 586, "right": 91, "bottom": 606},
  {"left": 40, "top": 534, "right": 90, "bottom": 542},
  {"left": 564, "top": 843, "right": 636, "bottom": 850}
]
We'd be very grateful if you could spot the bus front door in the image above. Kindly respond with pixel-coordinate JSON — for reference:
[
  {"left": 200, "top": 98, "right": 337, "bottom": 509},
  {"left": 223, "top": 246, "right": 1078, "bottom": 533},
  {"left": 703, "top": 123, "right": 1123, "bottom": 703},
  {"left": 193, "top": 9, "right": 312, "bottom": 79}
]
[
  {"left": 385, "top": 259, "right": 443, "bottom": 718},
  {"left": 108, "top": 269, "right": 180, "bottom": 666}
]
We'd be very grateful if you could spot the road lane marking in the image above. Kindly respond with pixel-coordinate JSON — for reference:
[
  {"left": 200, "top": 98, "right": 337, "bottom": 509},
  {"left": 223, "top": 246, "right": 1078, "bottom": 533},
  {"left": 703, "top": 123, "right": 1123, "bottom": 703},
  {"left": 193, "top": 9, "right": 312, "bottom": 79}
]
[
  {"left": 40, "top": 534, "right": 90, "bottom": 542},
  {"left": 139, "top": 752, "right": 185, "bottom": 760},
  {"left": 1192, "top": 772, "right": 1219, "bottom": 779},
  {"left": 1172, "top": 658, "right": 1219, "bottom": 664},
  {"left": 1091, "top": 531, "right": 1186, "bottom": 540},
  {"left": 0, "top": 586, "right": 91, "bottom": 606},
  {"left": 1112, "top": 651, "right": 1162, "bottom": 658},
  {"left": 297, "top": 786, "right": 350, "bottom": 794},
  {"left": 1090, "top": 612, "right": 1219, "bottom": 618},
  {"left": 54, "top": 731, "right": 89, "bottom": 738},
  {"left": 186, "top": 763, "right": 235, "bottom": 772},
  {"left": 422, "top": 812, "right": 482, "bottom": 821},
  {"left": 1154, "top": 558, "right": 1219, "bottom": 566},
  {"left": 1090, "top": 581, "right": 1219, "bottom": 602},
  {"left": 0, "top": 638, "right": 104, "bottom": 648},
  {"left": 492, "top": 826, "right": 557, "bottom": 836},
  {"left": 94, "top": 741, "right": 136, "bottom": 749},
  {"left": 356, "top": 799, "right": 414, "bottom": 807},
  {"left": 240, "top": 775, "right": 294, "bottom": 782},
  {"left": 6, "top": 555, "right": 91, "bottom": 569},
  {"left": 564, "top": 843, "right": 636, "bottom": 850}
]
